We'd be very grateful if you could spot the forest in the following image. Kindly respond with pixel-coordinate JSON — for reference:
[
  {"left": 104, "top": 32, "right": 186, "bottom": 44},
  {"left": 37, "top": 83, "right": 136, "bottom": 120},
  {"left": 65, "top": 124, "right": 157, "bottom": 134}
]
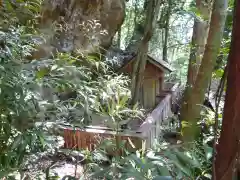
[{"left": 0, "top": 0, "right": 239, "bottom": 179}]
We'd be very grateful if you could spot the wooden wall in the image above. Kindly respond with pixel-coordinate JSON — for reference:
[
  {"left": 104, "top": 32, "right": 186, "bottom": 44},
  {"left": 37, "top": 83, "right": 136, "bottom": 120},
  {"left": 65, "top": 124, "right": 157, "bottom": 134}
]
[
  {"left": 143, "top": 78, "right": 156, "bottom": 108},
  {"left": 121, "top": 58, "right": 164, "bottom": 109}
]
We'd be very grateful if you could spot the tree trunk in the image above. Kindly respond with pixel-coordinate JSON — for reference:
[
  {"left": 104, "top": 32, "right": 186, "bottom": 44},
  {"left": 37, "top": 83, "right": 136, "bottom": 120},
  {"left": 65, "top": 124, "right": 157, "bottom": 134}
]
[
  {"left": 180, "top": 0, "right": 228, "bottom": 141},
  {"left": 180, "top": 0, "right": 211, "bottom": 133},
  {"left": 126, "top": 0, "right": 148, "bottom": 52},
  {"left": 214, "top": 1, "right": 240, "bottom": 179},
  {"left": 186, "top": 0, "right": 211, "bottom": 86},
  {"left": 162, "top": 0, "right": 172, "bottom": 62},
  {"left": 131, "top": 0, "right": 161, "bottom": 105}
]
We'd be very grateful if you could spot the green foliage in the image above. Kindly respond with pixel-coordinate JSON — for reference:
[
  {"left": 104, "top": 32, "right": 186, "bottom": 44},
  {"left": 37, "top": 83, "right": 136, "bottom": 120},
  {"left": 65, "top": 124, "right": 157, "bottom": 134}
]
[
  {"left": 0, "top": 0, "right": 226, "bottom": 179},
  {"left": 0, "top": 22, "right": 46, "bottom": 178},
  {"left": 30, "top": 51, "right": 143, "bottom": 130},
  {"left": 0, "top": 0, "right": 42, "bottom": 27},
  {"left": 0, "top": 1, "right": 143, "bottom": 178},
  {"left": 213, "top": 68, "right": 224, "bottom": 78},
  {"left": 81, "top": 139, "right": 213, "bottom": 180},
  {"left": 0, "top": 0, "right": 47, "bottom": 176},
  {"left": 166, "top": 56, "right": 188, "bottom": 83}
]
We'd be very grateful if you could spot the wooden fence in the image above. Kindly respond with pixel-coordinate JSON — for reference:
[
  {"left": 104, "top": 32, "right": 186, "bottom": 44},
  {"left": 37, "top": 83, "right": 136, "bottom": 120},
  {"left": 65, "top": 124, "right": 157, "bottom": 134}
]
[
  {"left": 63, "top": 127, "right": 143, "bottom": 155},
  {"left": 136, "top": 93, "right": 173, "bottom": 148},
  {"left": 135, "top": 83, "right": 182, "bottom": 148},
  {"left": 62, "top": 83, "right": 181, "bottom": 152}
]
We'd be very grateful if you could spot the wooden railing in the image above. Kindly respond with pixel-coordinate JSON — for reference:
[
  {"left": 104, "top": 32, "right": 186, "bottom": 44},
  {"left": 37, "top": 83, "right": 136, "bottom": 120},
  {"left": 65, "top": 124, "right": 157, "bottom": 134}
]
[
  {"left": 136, "top": 93, "right": 172, "bottom": 148},
  {"left": 135, "top": 82, "right": 182, "bottom": 148},
  {"left": 62, "top": 82, "right": 182, "bottom": 152}
]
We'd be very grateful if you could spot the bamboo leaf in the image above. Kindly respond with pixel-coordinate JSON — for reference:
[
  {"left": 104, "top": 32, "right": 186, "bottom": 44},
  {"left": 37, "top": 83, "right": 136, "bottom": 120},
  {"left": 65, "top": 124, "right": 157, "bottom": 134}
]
[{"left": 203, "top": 143, "right": 213, "bottom": 161}]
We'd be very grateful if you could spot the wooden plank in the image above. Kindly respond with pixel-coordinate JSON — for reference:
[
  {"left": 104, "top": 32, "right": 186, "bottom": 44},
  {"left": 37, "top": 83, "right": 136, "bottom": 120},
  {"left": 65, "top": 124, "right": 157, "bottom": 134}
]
[
  {"left": 76, "top": 131, "right": 81, "bottom": 149},
  {"left": 73, "top": 130, "right": 77, "bottom": 149}
]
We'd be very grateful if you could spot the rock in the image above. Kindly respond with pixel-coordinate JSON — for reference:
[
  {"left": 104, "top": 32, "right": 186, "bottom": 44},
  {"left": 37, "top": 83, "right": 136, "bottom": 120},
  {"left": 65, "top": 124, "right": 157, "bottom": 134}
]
[
  {"left": 51, "top": 163, "right": 84, "bottom": 179},
  {"left": 34, "top": 0, "right": 125, "bottom": 58},
  {"left": 58, "top": 149, "right": 85, "bottom": 161}
]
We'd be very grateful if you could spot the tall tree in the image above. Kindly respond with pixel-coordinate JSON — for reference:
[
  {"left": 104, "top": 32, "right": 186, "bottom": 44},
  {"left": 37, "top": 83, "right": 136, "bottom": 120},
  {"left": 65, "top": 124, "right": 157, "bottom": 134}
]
[
  {"left": 180, "top": 0, "right": 228, "bottom": 141},
  {"left": 179, "top": 0, "right": 211, "bottom": 130},
  {"left": 214, "top": 0, "right": 240, "bottom": 179},
  {"left": 126, "top": 0, "right": 147, "bottom": 51},
  {"left": 131, "top": 0, "right": 161, "bottom": 105},
  {"left": 162, "top": 0, "right": 172, "bottom": 62},
  {"left": 186, "top": 0, "right": 211, "bottom": 87}
]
